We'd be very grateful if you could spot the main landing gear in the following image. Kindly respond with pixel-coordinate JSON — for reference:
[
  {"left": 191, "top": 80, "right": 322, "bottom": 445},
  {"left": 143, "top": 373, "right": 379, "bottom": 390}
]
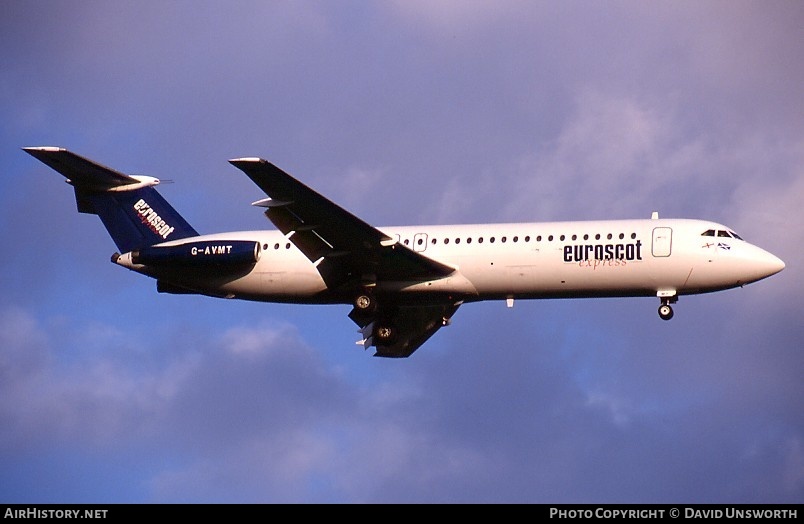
[
  {"left": 353, "top": 291, "right": 397, "bottom": 345},
  {"left": 354, "top": 293, "right": 376, "bottom": 314},
  {"left": 374, "top": 324, "right": 396, "bottom": 344}
]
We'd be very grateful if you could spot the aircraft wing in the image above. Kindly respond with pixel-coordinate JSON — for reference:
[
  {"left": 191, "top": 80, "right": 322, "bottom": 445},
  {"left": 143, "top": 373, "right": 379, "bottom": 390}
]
[
  {"left": 228, "top": 158, "right": 455, "bottom": 290},
  {"left": 350, "top": 301, "right": 462, "bottom": 358},
  {"left": 229, "top": 157, "right": 463, "bottom": 357}
]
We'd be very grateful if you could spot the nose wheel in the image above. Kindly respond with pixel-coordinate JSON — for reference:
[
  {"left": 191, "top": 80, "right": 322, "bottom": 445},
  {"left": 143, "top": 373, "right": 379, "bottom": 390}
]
[
  {"left": 657, "top": 293, "right": 677, "bottom": 321},
  {"left": 658, "top": 303, "right": 674, "bottom": 320}
]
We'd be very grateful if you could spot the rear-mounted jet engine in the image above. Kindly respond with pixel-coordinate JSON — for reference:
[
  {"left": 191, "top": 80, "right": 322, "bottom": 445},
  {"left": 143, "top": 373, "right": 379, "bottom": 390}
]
[{"left": 130, "top": 240, "right": 261, "bottom": 267}]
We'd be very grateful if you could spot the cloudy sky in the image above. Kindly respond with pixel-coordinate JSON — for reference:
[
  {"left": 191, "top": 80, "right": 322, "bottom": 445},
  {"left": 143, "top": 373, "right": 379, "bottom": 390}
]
[{"left": 2, "top": 0, "right": 802, "bottom": 503}]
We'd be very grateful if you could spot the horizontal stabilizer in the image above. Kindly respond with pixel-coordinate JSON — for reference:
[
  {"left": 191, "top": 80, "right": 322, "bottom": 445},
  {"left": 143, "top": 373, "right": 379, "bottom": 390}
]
[{"left": 23, "top": 147, "right": 140, "bottom": 190}]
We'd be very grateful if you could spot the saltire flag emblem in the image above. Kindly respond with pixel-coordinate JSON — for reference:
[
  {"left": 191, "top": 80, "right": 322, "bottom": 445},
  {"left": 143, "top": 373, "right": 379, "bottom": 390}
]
[{"left": 718, "top": 242, "right": 731, "bottom": 251}]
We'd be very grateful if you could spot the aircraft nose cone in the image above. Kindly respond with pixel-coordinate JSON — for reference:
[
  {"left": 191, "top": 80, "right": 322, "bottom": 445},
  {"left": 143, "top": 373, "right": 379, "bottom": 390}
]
[
  {"left": 738, "top": 245, "right": 785, "bottom": 284},
  {"left": 753, "top": 249, "right": 785, "bottom": 280},
  {"left": 766, "top": 253, "right": 785, "bottom": 276}
]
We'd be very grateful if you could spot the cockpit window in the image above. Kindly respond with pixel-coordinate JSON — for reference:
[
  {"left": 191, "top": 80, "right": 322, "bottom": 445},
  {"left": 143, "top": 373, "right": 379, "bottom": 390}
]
[{"left": 702, "top": 228, "right": 744, "bottom": 240}]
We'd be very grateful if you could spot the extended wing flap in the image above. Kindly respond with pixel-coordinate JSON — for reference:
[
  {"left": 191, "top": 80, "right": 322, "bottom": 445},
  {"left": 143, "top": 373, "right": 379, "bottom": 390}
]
[
  {"left": 350, "top": 302, "right": 462, "bottom": 358},
  {"left": 378, "top": 243, "right": 456, "bottom": 280},
  {"left": 264, "top": 206, "right": 332, "bottom": 262}
]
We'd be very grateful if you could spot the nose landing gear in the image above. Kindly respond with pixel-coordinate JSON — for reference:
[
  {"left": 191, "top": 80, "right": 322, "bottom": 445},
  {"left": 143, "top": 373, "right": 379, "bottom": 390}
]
[
  {"left": 657, "top": 291, "right": 677, "bottom": 321},
  {"left": 658, "top": 302, "right": 674, "bottom": 320}
]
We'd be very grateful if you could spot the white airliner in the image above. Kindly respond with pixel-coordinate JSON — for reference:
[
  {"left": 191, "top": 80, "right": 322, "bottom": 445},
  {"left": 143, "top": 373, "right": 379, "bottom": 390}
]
[{"left": 24, "top": 147, "right": 785, "bottom": 357}]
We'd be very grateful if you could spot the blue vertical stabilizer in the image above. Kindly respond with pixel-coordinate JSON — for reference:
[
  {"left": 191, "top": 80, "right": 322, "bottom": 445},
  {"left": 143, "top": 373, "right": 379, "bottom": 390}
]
[{"left": 24, "top": 147, "right": 199, "bottom": 252}]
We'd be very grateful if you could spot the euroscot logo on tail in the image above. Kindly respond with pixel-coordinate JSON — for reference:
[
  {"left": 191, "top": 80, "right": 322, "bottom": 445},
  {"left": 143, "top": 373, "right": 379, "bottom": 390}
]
[{"left": 134, "top": 198, "right": 175, "bottom": 239}]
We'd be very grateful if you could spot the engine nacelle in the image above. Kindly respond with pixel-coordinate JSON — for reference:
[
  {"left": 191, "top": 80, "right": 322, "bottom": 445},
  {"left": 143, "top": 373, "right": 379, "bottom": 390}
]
[{"left": 131, "top": 240, "right": 261, "bottom": 267}]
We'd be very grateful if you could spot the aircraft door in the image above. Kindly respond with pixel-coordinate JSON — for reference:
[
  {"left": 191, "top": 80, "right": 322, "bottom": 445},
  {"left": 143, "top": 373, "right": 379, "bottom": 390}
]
[
  {"left": 652, "top": 227, "right": 672, "bottom": 257},
  {"left": 413, "top": 233, "right": 428, "bottom": 252}
]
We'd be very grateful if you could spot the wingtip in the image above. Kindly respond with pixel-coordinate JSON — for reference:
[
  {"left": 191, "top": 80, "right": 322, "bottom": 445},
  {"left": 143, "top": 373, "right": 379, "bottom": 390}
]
[
  {"left": 22, "top": 146, "right": 66, "bottom": 154},
  {"left": 228, "top": 157, "right": 266, "bottom": 164}
]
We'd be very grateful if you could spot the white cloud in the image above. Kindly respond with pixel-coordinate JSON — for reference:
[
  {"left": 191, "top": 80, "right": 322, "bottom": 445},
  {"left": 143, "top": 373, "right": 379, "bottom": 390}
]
[
  {"left": 501, "top": 90, "right": 692, "bottom": 221},
  {"left": 729, "top": 137, "right": 804, "bottom": 242},
  {"left": 149, "top": 430, "right": 337, "bottom": 503},
  {"left": 220, "top": 322, "right": 301, "bottom": 357}
]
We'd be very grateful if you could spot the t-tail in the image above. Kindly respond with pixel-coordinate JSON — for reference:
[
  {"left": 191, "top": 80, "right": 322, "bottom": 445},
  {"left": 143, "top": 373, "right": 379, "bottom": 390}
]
[{"left": 23, "top": 147, "right": 199, "bottom": 252}]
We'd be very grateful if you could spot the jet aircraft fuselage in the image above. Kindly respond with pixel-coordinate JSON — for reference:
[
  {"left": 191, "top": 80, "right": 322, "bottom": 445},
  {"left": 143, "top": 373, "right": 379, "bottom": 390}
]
[{"left": 114, "top": 219, "right": 782, "bottom": 305}]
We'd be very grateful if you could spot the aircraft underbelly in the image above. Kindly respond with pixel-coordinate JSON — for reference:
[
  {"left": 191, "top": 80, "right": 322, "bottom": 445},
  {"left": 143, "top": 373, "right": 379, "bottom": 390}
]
[{"left": 461, "top": 255, "right": 661, "bottom": 296}]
